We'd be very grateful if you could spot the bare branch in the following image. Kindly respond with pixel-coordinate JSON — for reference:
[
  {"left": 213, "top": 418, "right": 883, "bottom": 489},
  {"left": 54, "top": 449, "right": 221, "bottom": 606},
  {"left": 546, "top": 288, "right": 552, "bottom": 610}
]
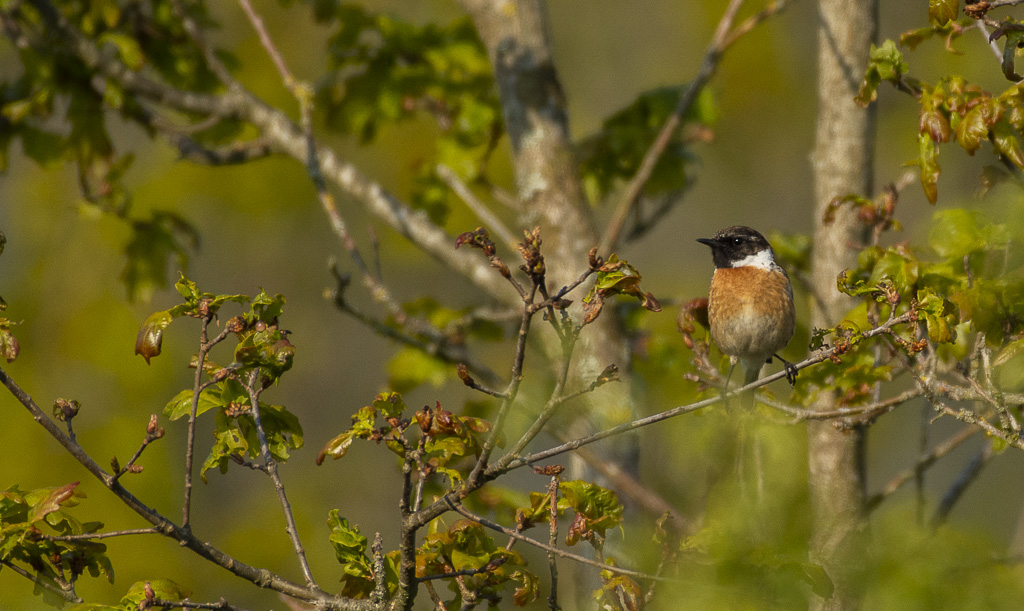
[
  {"left": 330, "top": 264, "right": 503, "bottom": 388},
  {"left": 760, "top": 388, "right": 924, "bottom": 424},
  {"left": 932, "top": 440, "right": 996, "bottom": 526},
  {"left": 866, "top": 425, "right": 980, "bottom": 511},
  {"left": 506, "top": 331, "right": 579, "bottom": 457},
  {"left": 1, "top": 559, "right": 81, "bottom": 604},
  {"left": 148, "top": 598, "right": 249, "bottom": 611},
  {"left": 599, "top": 0, "right": 788, "bottom": 254},
  {"left": 546, "top": 476, "right": 560, "bottom": 611},
  {"left": 494, "top": 312, "right": 918, "bottom": 474},
  {"left": 466, "top": 284, "right": 538, "bottom": 488},
  {"left": 184, "top": 321, "right": 233, "bottom": 529},
  {"left": 437, "top": 164, "right": 518, "bottom": 251},
  {"left": 43, "top": 528, "right": 159, "bottom": 542},
  {"left": 111, "top": 415, "right": 164, "bottom": 483},
  {"left": 241, "top": 370, "right": 319, "bottom": 590}
]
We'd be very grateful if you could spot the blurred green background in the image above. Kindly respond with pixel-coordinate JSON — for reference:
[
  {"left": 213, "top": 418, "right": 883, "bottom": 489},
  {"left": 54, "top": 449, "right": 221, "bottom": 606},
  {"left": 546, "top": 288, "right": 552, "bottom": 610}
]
[{"left": 2, "top": 1, "right": 1024, "bottom": 609}]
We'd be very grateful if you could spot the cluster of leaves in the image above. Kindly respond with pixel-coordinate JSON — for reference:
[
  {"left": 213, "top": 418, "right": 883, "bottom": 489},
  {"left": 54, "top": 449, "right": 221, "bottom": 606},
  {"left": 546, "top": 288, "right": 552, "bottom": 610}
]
[
  {"left": 327, "top": 510, "right": 400, "bottom": 598},
  {"left": 315, "top": 4, "right": 502, "bottom": 224},
  {"left": 583, "top": 254, "right": 662, "bottom": 325},
  {"left": 856, "top": 4, "right": 1024, "bottom": 203},
  {"left": 516, "top": 480, "right": 624, "bottom": 547},
  {"left": 793, "top": 201, "right": 1024, "bottom": 409},
  {"left": 138, "top": 275, "right": 302, "bottom": 480},
  {"left": 68, "top": 579, "right": 193, "bottom": 611},
  {"left": 317, "top": 391, "right": 493, "bottom": 485},
  {"left": 577, "top": 86, "right": 717, "bottom": 205},
  {"left": 0, "top": 1, "right": 227, "bottom": 301},
  {"left": 0, "top": 483, "right": 112, "bottom": 607},
  {"left": 418, "top": 519, "right": 536, "bottom": 607}
]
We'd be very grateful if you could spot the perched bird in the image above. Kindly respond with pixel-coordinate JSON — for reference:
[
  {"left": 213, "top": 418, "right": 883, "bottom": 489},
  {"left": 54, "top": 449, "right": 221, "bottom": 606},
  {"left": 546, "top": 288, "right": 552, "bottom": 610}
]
[{"left": 697, "top": 226, "right": 796, "bottom": 404}]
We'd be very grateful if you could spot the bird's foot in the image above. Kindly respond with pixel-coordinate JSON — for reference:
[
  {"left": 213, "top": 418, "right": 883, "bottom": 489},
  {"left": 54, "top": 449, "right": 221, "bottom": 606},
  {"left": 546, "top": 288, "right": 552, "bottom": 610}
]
[{"left": 774, "top": 353, "right": 798, "bottom": 386}]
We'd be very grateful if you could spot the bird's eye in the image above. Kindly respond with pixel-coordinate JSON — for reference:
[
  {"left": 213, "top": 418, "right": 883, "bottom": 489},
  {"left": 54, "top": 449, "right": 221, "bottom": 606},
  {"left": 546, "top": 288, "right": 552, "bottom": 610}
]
[{"left": 731, "top": 237, "right": 743, "bottom": 246}]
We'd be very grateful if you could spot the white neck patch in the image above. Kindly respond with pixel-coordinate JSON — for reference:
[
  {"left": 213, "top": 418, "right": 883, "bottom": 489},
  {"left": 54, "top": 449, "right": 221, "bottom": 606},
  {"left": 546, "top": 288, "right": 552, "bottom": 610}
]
[{"left": 731, "top": 248, "right": 779, "bottom": 271}]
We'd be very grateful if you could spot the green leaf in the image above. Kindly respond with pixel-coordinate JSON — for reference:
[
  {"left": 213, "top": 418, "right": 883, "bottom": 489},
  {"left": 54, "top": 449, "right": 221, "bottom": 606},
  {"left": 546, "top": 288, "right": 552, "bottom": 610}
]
[
  {"left": 954, "top": 98, "right": 1003, "bottom": 155},
  {"left": 134, "top": 309, "right": 173, "bottom": 364},
  {"left": 317, "top": 429, "right": 359, "bottom": 464},
  {"left": 857, "top": 40, "right": 909, "bottom": 106},
  {"left": 928, "top": 0, "right": 959, "bottom": 26},
  {"left": 559, "top": 480, "right": 624, "bottom": 540},
  {"left": 201, "top": 414, "right": 249, "bottom": 482},
  {"left": 992, "top": 119, "right": 1024, "bottom": 169},
  {"left": 868, "top": 250, "right": 919, "bottom": 291},
  {"left": 900, "top": 26, "right": 939, "bottom": 51},
  {"left": 917, "top": 288, "right": 959, "bottom": 343},
  {"left": 993, "top": 337, "right": 1024, "bottom": 367},
  {"left": 120, "top": 580, "right": 191, "bottom": 607},
  {"left": 27, "top": 482, "right": 80, "bottom": 524},
  {"left": 234, "top": 327, "right": 295, "bottom": 381},
  {"left": 200, "top": 396, "right": 303, "bottom": 481},
  {"left": 247, "top": 289, "right": 286, "bottom": 324},
  {"left": 1002, "top": 30, "right": 1024, "bottom": 82},
  {"left": 577, "top": 86, "right": 713, "bottom": 202},
  {"left": 918, "top": 132, "right": 941, "bottom": 205},
  {"left": 328, "top": 509, "right": 370, "bottom": 566},
  {"left": 162, "top": 387, "right": 222, "bottom": 420}
]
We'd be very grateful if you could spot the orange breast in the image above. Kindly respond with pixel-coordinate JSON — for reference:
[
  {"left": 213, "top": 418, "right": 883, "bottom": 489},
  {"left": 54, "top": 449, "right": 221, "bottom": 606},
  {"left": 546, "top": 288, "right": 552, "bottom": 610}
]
[{"left": 707, "top": 266, "right": 795, "bottom": 361}]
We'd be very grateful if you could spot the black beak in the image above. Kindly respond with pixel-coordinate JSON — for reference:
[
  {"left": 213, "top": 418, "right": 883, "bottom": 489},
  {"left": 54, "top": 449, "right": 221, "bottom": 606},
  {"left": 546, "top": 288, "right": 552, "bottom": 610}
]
[{"left": 696, "top": 238, "right": 716, "bottom": 248}]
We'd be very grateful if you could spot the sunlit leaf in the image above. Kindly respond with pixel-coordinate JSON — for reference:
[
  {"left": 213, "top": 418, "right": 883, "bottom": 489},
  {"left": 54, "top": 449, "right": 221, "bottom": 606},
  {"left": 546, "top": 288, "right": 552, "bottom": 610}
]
[{"left": 134, "top": 310, "right": 173, "bottom": 364}]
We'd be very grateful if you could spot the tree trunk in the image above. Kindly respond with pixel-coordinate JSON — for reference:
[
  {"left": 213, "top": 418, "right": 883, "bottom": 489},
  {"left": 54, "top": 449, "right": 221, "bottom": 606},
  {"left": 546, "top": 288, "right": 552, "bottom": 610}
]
[
  {"left": 460, "top": 0, "right": 636, "bottom": 446},
  {"left": 809, "top": 1, "right": 877, "bottom": 609}
]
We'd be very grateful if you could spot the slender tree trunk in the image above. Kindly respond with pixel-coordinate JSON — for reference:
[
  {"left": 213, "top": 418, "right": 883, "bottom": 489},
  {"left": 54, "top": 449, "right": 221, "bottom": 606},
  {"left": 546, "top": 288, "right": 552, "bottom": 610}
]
[
  {"left": 460, "top": 0, "right": 636, "bottom": 442},
  {"left": 809, "top": 1, "right": 877, "bottom": 609},
  {"left": 460, "top": 3, "right": 635, "bottom": 606}
]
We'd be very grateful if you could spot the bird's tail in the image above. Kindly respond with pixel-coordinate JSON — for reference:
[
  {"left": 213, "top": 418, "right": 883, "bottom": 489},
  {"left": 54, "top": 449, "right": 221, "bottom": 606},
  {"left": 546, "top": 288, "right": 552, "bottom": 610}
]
[{"left": 737, "top": 358, "right": 763, "bottom": 409}]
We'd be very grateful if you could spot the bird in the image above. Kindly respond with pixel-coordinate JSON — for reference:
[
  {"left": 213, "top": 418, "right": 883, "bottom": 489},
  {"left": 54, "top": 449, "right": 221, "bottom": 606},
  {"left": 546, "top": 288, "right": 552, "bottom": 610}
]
[{"left": 697, "top": 225, "right": 796, "bottom": 406}]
